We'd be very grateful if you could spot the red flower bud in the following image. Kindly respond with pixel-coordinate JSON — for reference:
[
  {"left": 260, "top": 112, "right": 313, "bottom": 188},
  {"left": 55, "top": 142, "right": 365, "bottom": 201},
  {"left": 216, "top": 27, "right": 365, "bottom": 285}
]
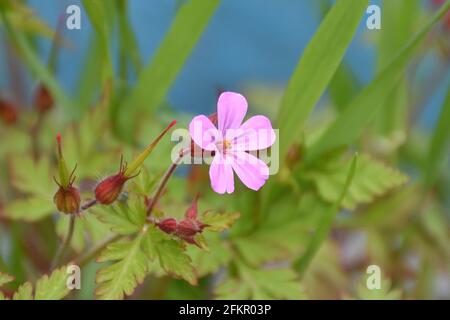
[
  {"left": 0, "top": 99, "right": 18, "bottom": 125},
  {"left": 34, "top": 84, "right": 54, "bottom": 113},
  {"left": 95, "top": 156, "right": 136, "bottom": 205},
  {"left": 53, "top": 185, "right": 81, "bottom": 214},
  {"left": 177, "top": 218, "right": 207, "bottom": 238},
  {"left": 157, "top": 218, "right": 177, "bottom": 234}
]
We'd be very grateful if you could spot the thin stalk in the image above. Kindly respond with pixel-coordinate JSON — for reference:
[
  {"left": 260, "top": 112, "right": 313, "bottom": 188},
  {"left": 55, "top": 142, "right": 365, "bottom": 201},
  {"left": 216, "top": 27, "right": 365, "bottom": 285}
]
[
  {"left": 146, "top": 149, "right": 188, "bottom": 218},
  {"left": 51, "top": 215, "right": 76, "bottom": 269}
]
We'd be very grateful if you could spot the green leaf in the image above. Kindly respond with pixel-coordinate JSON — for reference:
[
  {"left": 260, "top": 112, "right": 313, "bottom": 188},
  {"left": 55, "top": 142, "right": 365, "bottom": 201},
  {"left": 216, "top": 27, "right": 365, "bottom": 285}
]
[
  {"left": 95, "top": 233, "right": 148, "bottom": 300},
  {"left": 305, "top": 153, "right": 408, "bottom": 209},
  {"left": 143, "top": 226, "right": 197, "bottom": 285},
  {"left": 92, "top": 199, "right": 147, "bottom": 235},
  {"left": 13, "top": 282, "right": 33, "bottom": 300},
  {"left": 0, "top": 272, "right": 14, "bottom": 287},
  {"left": 5, "top": 197, "right": 55, "bottom": 222},
  {"left": 216, "top": 264, "right": 303, "bottom": 300},
  {"left": 9, "top": 156, "right": 53, "bottom": 198},
  {"left": 12, "top": 266, "right": 71, "bottom": 300},
  {"left": 82, "top": 0, "right": 114, "bottom": 84},
  {"left": 187, "top": 234, "right": 232, "bottom": 277},
  {"left": 116, "top": 0, "right": 221, "bottom": 138},
  {"left": 294, "top": 153, "right": 358, "bottom": 276},
  {"left": 201, "top": 211, "right": 240, "bottom": 232},
  {"left": 306, "top": 2, "right": 450, "bottom": 163},
  {"left": 34, "top": 266, "right": 71, "bottom": 300},
  {"left": 277, "top": 0, "right": 368, "bottom": 161},
  {"left": 423, "top": 88, "right": 450, "bottom": 187}
]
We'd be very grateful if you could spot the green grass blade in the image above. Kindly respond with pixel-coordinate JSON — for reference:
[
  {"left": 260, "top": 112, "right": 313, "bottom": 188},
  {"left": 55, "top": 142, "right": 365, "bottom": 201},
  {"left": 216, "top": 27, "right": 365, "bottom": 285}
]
[
  {"left": 0, "top": 9, "right": 74, "bottom": 114},
  {"left": 116, "top": 0, "right": 221, "bottom": 139},
  {"left": 423, "top": 88, "right": 450, "bottom": 188},
  {"left": 82, "top": 0, "right": 114, "bottom": 84},
  {"left": 277, "top": 0, "right": 368, "bottom": 161},
  {"left": 294, "top": 153, "right": 358, "bottom": 277},
  {"left": 306, "top": 1, "right": 450, "bottom": 163}
]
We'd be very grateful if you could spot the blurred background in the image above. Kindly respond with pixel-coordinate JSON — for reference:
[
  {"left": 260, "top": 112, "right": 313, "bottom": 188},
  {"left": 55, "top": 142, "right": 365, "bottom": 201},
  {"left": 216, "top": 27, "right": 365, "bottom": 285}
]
[
  {"left": 0, "top": 0, "right": 449, "bottom": 300},
  {"left": 1, "top": 0, "right": 448, "bottom": 125}
]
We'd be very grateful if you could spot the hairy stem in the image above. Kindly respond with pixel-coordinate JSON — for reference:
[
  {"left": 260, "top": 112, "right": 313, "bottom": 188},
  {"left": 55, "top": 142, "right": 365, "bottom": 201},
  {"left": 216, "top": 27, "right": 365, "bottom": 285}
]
[
  {"left": 51, "top": 214, "right": 75, "bottom": 269},
  {"left": 146, "top": 149, "right": 188, "bottom": 218},
  {"left": 81, "top": 199, "right": 97, "bottom": 212}
]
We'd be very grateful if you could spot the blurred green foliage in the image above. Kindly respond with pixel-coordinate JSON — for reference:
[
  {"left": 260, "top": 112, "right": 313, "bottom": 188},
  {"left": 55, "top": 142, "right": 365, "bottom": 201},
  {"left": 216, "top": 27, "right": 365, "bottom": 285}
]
[{"left": 0, "top": 0, "right": 449, "bottom": 300}]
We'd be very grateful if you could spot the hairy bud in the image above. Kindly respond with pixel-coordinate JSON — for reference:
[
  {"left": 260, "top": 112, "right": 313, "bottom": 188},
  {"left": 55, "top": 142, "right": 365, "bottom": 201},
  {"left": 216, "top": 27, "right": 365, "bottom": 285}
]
[{"left": 95, "top": 157, "right": 132, "bottom": 205}]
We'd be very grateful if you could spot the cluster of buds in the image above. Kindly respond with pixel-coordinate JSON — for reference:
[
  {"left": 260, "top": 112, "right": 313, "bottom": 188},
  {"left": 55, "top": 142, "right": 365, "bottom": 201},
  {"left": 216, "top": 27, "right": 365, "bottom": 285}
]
[
  {"left": 0, "top": 98, "right": 18, "bottom": 125},
  {"left": 94, "top": 120, "right": 177, "bottom": 205},
  {"left": 156, "top": 195, "right": 209, "bottom": 246},
  {"left": 33, "top": 84, "right": 54, "bottom": 113},
  {"left": 53, "top": 134, "right": 81, "bottom": 214}
]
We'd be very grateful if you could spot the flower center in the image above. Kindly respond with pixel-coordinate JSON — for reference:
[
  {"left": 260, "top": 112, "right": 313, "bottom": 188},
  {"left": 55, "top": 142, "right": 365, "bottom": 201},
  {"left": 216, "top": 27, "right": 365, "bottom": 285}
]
[{"left": 217, "top": 139, "right": 232, "bottom": 154}]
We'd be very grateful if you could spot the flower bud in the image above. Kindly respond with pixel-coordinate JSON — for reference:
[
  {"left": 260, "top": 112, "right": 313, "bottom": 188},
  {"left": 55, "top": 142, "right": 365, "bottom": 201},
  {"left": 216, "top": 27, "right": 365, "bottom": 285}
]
[
  {"left": 53, "top": 185, "right": 80, "bottom": 214},
  {"left": 0, "top": 99, "right": 18, "bottom": 125},
  {"left": 177, "top": 218, "right": 207, "bottom": 238},
  {"left": 53, "top": 133, "right": 80, "bottom": 214},
  {"left": 157, "top": 218, "right": 177, "bottom": 234},
  {"left": 95, "top": 160, "right": 129, "bottom": 205},
  {"left": 96, "top": 120, "right": 177, "bottom": 205},
  {"left": 34, "top": 84, "right": 54, "bottom": 113}
]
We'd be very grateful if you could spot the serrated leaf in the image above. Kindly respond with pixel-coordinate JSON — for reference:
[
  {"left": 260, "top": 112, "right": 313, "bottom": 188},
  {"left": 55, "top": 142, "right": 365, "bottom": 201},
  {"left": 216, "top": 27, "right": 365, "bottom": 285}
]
[
  {"left": 187, "top": 233, "right": 232, "bottom": 277},
  {"left": 232, "top": 193, "right": 323, "bottom": 266},
  {"left": 34, "top": 266, "right": 71, "bottom": 300},
  {"left": 8, "top": 156, "right": 53, "bottom": 197},
  {"left": 95, "top": 233, "right": 148, "bottom": 300},
  {"left": 201, "top": 211, "right": 240, "bottom": 232},
  {"left": 216, "top": 264, "right": 304, "bottom": 300},
  {"left": 11, "top": 266, "right": 71, "bottom": 300},
  {"left": 307, "top": 154, "right": 408, "bottom": 209},
  {"left": 0, "top": 272, "right": 14, "bottom": 287},
  {"left": 92, "top": 199, "right": 146, "bottom": 235},
  {"left": 13, "top": 282, "right": 33, "bottom": 300},
  {"left": 277, "top": 0, "right": 368, "bottom": 160},
  {"left": 143, "top": 226, "right": 197, "bottom": 285}
]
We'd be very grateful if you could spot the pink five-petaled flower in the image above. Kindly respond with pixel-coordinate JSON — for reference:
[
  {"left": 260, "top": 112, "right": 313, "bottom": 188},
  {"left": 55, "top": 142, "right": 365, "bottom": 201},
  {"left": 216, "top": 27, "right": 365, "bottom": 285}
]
[{"left": 189, "top": 92, "right": 276, "bottom": 194}]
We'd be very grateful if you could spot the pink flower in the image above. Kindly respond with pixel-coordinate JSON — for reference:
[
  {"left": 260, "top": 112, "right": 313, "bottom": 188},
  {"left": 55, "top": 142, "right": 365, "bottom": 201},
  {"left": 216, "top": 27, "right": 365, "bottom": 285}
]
[{"left": 189, "top": 92, "right": 276, "bottom": 194}]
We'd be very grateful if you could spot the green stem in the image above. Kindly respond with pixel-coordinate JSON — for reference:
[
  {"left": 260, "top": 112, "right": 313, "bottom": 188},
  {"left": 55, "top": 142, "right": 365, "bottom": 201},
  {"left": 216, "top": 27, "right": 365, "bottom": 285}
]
[
  {"left": 51, "top": 215, "right": 75, "bottom": 269},
  {"left": 294, "top": 154, "right": 358, "bottom": 277},
  {"left": 146, "top": 150, "right": 187, "bottom": 218}
]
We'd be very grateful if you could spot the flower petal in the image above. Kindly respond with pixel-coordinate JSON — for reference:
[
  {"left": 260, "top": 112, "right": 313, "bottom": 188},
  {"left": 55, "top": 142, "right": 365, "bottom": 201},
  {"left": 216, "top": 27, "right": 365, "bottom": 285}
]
[
  {"left": 209, "top": 153, "right": 234, "bottom": 194},
  {"left": 189, "top": 115, "right": 220, "bottom": 151},
  {"left": 231, "top": 115, "right": 276, "bottom": 151},
  {"left": 230, "top": 151, "right": 269, "bottom": 191},
  {"left": 218, "top": 92, "right": 248, "bottom": 133}
]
